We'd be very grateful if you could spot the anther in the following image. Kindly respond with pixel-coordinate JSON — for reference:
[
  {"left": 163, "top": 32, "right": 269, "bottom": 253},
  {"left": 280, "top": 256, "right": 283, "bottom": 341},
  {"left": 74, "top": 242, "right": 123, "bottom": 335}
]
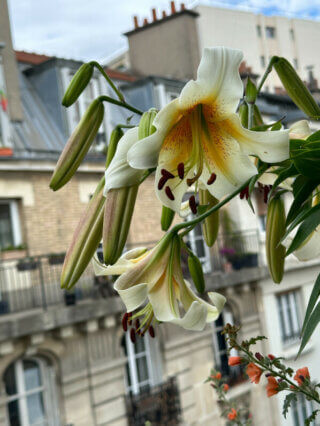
[
  {"left": 240, "top": 186, "right": 249, "bottom": 200},
  {"left": 130, "top": 328, "right": 136, "bottom": 343},
  {"left": 158, "top": 176, "right": 167, "bottom": 190},
  {"left": 207, "top": 173, "right": 216, "bottom": 185},
  {"left": 149, "top": 325, "right": 155, "bottom": 338},
  {"left": 122, "top": 313, "right": 128, "bottom": 332},
  {"left": 135, "top": 318, "right": 140, "bottom": 331},
  {"left": 189, "top": 195, "right": 197, "bottom": 214},
  {"left": 177, "top": 163, "right": 185, "bottom": 180},
  {"left": 165, "top": 186, "right": 175, "bottom": 201},
  {"left": 161, "top": 169, "right": 174, "bottom": 179}
]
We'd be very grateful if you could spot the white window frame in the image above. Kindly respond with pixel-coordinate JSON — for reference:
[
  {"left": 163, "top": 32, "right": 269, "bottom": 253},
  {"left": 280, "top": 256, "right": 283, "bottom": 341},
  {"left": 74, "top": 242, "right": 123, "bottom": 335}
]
[
  {"left": 291, "top": 394, "right": 314, "bottom": 426},
  {"left": 0, "top": 199, "right": 22, "bottom": 248},
  {"left": 187, "top": 215, "right": 212, "bottom": 273},
  {"left": 5, "top": 358, "right": 60, "bottom": 426},
  {"left": 277, "top": 290, "right": 301, "bottom": 345}
]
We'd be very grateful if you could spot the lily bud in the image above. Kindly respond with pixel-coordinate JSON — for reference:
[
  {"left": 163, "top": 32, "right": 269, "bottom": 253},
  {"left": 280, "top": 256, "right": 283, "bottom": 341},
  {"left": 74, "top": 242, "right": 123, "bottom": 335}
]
[
  {"left": 62, "top": 63, "right": 94, "bottom": 107},
  {"left": 138, "top": 108, "right": 157, "bottom": 139},
  {"left": 105, "top": 127, "right": 124, "bottom": 168},
  {"left": 50, "top": 99, "right": 104, "bottom": 191},
  {"left": 199, "top": 189, "right": 219, "bottom": 247},
  {"left": 161, "top": 206, "right": 175, "bottom": 231},
  {"left": 245, "top": 78, "right": 257, "bottom": 105},
  {"left": 103, "top": 185, "right": 138, "bottom": 265},
  {"left": 239, "top": 103, "right": 248, "bottom": 128},
  {"left": 273, "top": 57, "right": 320, "bottom": 119},
  {"left": 61, "top": 177, "right": 105, "bottom": 289},
  {"left": 188, "top": 253, "right": 205, "bottom": 293},
  {"left": 266, "top": 195, "right": 286, "bottom": 283}
]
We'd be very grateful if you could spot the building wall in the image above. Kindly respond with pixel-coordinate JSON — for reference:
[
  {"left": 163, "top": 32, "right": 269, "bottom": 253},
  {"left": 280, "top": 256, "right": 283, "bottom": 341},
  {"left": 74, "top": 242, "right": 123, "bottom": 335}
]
[
  {"left": 0, "top": 169, "right": 102, "bottom": 256},
  {"left": 127, "top": 12, "right": 200, "bottom": 80}
]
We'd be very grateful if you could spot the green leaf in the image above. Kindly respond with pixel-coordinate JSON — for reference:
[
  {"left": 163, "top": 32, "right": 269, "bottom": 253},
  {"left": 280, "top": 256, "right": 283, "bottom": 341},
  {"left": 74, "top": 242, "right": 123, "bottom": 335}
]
[
  {"left": 286, "top": 208, "right": 320, "bottom": 256},
  {"left": 301, "top": 273, "right": 320, "bottom": 336},
  {"left": 305, "top": 409, "right": 319, "bottom": 426},
  {"left": 269, "top": 163, "right": 298, "bottom": 199},
  {"left": 306, "top": 130, "right": 320, "bottom": 142},
  {"left": 282, "top": 393, "right": 297, "bottom": 418},
  {"left": 298, "top": 301, "right": 320, "bottom": 357},
  {"left": 251, "top": 116, "right": 285, "bottom": 132},
  {"left": 286, "top": 178, "right": 318, "bottom": 225},
  {"left": 290, "top": 138, "right": 320, "bottom": 178},
  {"left": 281, "top": 203, "right": 320, "bottom": 243}
]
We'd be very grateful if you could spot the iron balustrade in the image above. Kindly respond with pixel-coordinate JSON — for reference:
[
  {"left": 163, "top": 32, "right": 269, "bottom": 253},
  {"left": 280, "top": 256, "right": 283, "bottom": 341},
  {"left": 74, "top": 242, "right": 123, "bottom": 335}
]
[{"left": 126, "top": 377, "right": 181, "bottom": 426}]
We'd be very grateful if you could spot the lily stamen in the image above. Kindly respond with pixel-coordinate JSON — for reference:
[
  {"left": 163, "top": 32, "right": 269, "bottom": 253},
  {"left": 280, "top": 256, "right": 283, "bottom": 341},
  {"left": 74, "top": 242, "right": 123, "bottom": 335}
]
[
  {"left": 161, "top": 169, "right": 174, "bottom": 179},
  {"left": 207, "top": 173, "right": 217, "bottom": 185},
  {"left": 130, "top": 328, "right": 136, "bottom": 343},
  {"left": 165, "top": 186, "right": 175, "bottom": 200},
  {"left": 178, "top": 163, "right": 185, "bottom": 179},
  {"left": 189, "top": 195, "right": 197, "bottom": 214}
]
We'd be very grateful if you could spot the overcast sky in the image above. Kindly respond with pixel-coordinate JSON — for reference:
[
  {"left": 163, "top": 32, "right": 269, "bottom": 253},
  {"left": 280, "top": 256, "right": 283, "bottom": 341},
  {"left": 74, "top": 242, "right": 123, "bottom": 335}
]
[{"left": 7, "top": 0, "right": 320, "bottom": 63}]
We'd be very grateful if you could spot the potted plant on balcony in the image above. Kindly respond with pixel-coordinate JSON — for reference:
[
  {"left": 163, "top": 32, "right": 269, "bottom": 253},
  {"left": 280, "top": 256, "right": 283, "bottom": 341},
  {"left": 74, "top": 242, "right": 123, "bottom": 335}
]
[
  {"left": 48, "top": 253, "right": 65, "bottom": 265},
  {"left": 17, "top": 257, "right": 39, "bottom": 271}
]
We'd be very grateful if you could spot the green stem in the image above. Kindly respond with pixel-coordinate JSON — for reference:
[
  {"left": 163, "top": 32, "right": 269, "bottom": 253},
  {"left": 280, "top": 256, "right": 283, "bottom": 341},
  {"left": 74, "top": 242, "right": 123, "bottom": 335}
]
[
  {"left": 171, "top": 178, "right": 251, "bottom": 234},
  {"left": 257, "top": 56, "right": 278, "bottom": 94},
  {"left": 247, "top": 103, "right": 254, "bottom": 130},
  {"left": 98, "top": 95, "right": 143, "bottom": 116},
  {"left": 90, "top": 61, "right": 125, "bottom": 102},
  {"left": 140, "top": 168, "right": 156, "bottom": 184},
  {"left": 242, "top": 348, "right": 320, "bottom": 405}
]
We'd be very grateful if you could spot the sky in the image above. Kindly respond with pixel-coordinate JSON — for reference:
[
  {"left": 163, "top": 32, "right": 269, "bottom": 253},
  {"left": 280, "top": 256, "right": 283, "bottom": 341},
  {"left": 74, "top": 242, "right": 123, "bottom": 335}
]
[{"left": 7, "top": 0, "right": 320, "bottom": 63}]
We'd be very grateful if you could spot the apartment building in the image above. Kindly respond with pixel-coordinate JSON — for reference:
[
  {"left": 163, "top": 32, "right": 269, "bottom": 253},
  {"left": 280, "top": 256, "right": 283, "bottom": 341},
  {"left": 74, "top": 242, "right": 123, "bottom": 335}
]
[{"left": 0, "top": 1, "right": 319, "bottom": 425}]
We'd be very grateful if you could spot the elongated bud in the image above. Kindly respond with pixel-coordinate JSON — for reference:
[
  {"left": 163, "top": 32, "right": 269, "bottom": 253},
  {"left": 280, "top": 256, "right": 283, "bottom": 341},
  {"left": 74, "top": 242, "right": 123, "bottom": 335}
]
[
  {"left": 188, "top": 253, "right": 205, "bottom": 293},
  {"left": 62, "top": 63, "right": 94, "bottom": 107},
  {"left": 245, "top": 78, "right": 257, "bottom": 104},
  {"left": 239, "top": 103, "right": 248, "bottom": 128},
  {"left": 50, "top": 99, "right": 104, "bottom": 191},
  {"left": 61, "top": 177, "right": 105, "bottom": 289},
  {"left": 266, "top": 195, "right": 286, "bottom": 283},
  {"left": 253, "top": 105, "right": 264, "bottom": 127},
  {"left": 138, "top": 108, "right": 157, "bottom": 139},
  {"left": 273, "top": 57, "right": 320, "bottom": 119},
  {"left": 199, "top": 189, "right": 219, "bottom": 247},
  {"left": 105, "top": 127, "right": 124, "bottom": 168},
  {"left": 103, "top": 185, "right": 138, "bottom": 265},
  {"left": 161, "top": 206, "right": 175, "bottom": 231}
]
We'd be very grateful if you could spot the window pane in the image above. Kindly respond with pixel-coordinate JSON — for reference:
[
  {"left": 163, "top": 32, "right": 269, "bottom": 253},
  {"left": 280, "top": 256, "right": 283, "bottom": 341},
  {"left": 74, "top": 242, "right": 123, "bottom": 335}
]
[
  {"left": 0, "top": 203, "right": 14, "bottom": 249},
  {"left": 136, "top": 355, "right": 149, "bottom": 383},
  {"left": 27, "top": 392, "right": 46, "bottom": 425},
  {"left": 23, "top": 360, "right": 42, "bottom": 390},
  {"left": 4, "top": 364, "right": 17, "bottom": 396},
  {"left": 8, "top": 400, "right": 21, "bottom": 426},
  {"left": 134, "top": 336, "right": 146, "bottom": 355}
]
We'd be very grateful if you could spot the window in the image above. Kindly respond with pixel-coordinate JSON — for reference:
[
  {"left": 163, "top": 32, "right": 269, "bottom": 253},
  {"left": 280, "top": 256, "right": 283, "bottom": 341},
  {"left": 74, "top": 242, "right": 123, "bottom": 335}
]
[
  {"left": 277, "top": 290, "right": 301, "bottom": 344},
  {"left": 290, "top": 28, "right": 295, "bottom": 40},
  {"left": 256, "top": 25, "right": 262, "bottom": 37},
  {"left": 187, "top": 219, "right": 212, "bottom": 273},
  {"left": 291, "top": 394, "right": 315, "bottom": 426},
  {"left": 212, "top": 309, "right": 243, "bottom": 384},
  {"left": 294, "top": 58, "right": 299, "bottom": 70},
  {"left": 266, "top": 26, "right": 276, "bottom": 38},
  {"left": 4, "top": 358, "right": 59, "bottom": 426},
  {"left": 124, "top": 333, "right": 162, "bottom": 395},
  {"left": 0, "top": 200, "right": 22, "bottom": 250},
  {"left": 260, "top": 56, "right": 266, "bottom": 68}
]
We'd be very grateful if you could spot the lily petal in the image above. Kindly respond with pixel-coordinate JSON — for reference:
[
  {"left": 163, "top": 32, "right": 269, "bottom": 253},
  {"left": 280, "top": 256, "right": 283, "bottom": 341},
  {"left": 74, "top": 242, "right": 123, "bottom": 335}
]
[
  {"left": 104, "top": 127, "right": 145, "bottom": 194},
  {"left": 171, "top": 301, "right": 208, "bottom": 331},
  {"left": 115, "top": 281, "right": 149, "bottom": 312},
  {"left": 148, "top": 273, "right": 179, "bottom": 322},
  {"left": 92, "top": 248, "right": 148, "bottom": 276},
  {"left": 285, "top": 229, "right": 320, "bottom": 261},
  {"left": 289, "top": 120, "right": 312, "bottom": 139},
  {"left": 223, "top": 114, "right": 289, "bottom": 163},
  {"left": 128, "top": 99, "right": 181, "bottom": 169}
]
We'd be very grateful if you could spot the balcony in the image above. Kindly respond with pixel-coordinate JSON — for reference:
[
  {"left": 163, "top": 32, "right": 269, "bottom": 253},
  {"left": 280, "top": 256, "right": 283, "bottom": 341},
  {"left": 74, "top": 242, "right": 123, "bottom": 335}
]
[{"left": 126, "top": 377, "right": 181, "bottom": 426}]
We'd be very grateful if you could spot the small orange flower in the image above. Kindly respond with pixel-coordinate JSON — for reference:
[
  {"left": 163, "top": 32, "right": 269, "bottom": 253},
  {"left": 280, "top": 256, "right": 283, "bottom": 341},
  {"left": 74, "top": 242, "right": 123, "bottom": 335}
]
[
  {"left": 223, "top": 384, "right": 229, "bottom": 392},
  {"left": 266, "top": 376, "right": 279, "bottom": 397},
  {"left": 294, "top": 367, "right": 310, "bottom": 386},
  {"left": 268, "top": 354, "right": 275, "bottom": 360},
  {"left": 228, "top": 356, "right": 242, "bottom": 366},
  {"left": 246, "top": 362, "right": 263, "bottom": 384},
  {"left": 210, "top": 372, "right": 221, "bottom": 380},
  {"left": 227, "top": 408, "right": 237, "bottom": 420}
]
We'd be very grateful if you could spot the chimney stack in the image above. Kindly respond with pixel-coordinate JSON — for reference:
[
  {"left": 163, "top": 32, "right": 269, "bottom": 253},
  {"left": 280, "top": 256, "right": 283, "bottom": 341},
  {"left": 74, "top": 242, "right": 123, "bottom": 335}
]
[
  {"left": 152, "top": 8, "right": 157, "bottom": 21},
  {"left": 170, "top": 1, "right": 176, "bottom": 14},
  {"left": 162, "top": 10, "right": 167, "bottom": 18},
  {"left": 143, "top": 18, "right": 148, "bottom": 26},
  {"left": 133, "top": 16, "right": 139, "bottom": 29}
]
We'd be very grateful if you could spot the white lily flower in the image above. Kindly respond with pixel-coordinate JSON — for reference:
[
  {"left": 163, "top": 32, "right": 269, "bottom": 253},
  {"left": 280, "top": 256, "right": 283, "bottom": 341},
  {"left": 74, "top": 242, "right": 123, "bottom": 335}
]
[
  {"left": 93, "top": 234, "right": 226, "bottom": 332},
  {"left": 127, "top": 47, "right": 289, "bottom": 214},
  {"left": 284, "top": 228, "right": 320, "bottom": 261},
  {"left": 103, "top": 127, "right": 145, "bottom": 196}
]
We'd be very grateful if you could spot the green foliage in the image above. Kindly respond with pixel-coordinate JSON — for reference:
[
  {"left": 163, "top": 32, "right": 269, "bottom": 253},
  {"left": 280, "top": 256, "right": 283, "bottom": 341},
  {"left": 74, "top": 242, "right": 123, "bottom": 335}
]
[
  {"left": 305, "top": 410, "right": 320, "bottom": 425},
  {"left": 282, "top": 393, "right": 297, "bottom": 418}
]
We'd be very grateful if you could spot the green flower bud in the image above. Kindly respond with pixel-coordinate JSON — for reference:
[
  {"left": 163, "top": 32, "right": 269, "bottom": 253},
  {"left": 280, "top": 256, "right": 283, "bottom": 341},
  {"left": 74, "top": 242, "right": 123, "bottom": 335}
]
[
  {"left": 62, "top": 63, "right": 94, "bottom": 107},
  {"left": 266, "top": 195, "right": 286, "bottom": 283},
  {"left": 199, "top": 189, "right": 219, "bottom": 247},
  {"left": 161, "top": 206, "right": 175, "bottom": 231},
  {"left": 273, "top": 57, "right": 320, "bottom": 119},
  {"left": 103, "top": 185, "right": 138, "bottom": 265},
  {"left": 105, "top": 127, "right": 124, "bottom": 168},
  {"left": 50, "top": 99, "right": 104, "bottom": 191},
  {"left": 188, "top": 254, "right": 205, "bottom": 293},
  {"left": 138, "top": 108, "right": 157, "bottom": 139},
  {"left": 239, "top": 103, "right": 248, "bottom": 128},
  {"left": 245, "top": 78, "right": 257, "bottom": 105},
  {"left": 61, "top": 177, "right": 105, "bottom": 289}
]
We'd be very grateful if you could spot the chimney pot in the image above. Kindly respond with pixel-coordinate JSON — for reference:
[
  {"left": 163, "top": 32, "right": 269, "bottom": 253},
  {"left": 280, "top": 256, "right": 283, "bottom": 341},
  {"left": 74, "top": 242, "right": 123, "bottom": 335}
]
[
  {"left": 170, "top": 1, "right": 176, "bottom": 14},
  {"left": 133, "top": 16, "right": 139, "bottom": 29},
  {"left": 181, "top": 3, "right": 185, "bottom": 10},
  {"left": 162, "top": 10, "right": 167, "bottom": 18},
  {"left": 152, "top": 8, "right": 157, "bottom": 21},
  {"left": 143, "top": 18, "right": 148, "bottom": 26}
]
